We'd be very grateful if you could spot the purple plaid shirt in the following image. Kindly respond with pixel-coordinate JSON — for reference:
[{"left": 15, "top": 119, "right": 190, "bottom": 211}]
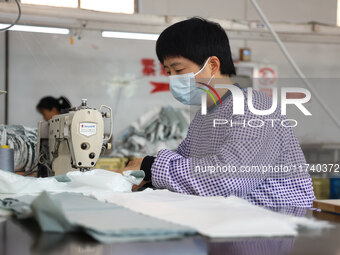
[{"left": 151, "top": 87, "right": 315, "bottom": 207}]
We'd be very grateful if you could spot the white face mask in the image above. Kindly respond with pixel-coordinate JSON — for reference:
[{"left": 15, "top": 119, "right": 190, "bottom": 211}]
[{"left": 168, "top": 57, "right": 214, "bottom": 105}]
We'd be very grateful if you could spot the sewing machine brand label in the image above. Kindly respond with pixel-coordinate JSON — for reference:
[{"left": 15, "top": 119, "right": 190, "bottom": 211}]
[{"left": 79, "top": 123, "right": 97, "bottom": 137}]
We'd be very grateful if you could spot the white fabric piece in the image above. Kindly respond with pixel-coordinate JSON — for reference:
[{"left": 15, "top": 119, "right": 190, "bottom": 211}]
[
  {"left": 0, "top": 169, "right": 142, "bottom": 201},
  {"left": 106, "top": 189, "right": 332, "bottom": 238}
]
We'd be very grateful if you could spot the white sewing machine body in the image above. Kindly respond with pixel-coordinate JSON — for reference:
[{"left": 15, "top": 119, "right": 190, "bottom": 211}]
[{"left": 38, "top": 100, "right": 112, "bottom": 176}]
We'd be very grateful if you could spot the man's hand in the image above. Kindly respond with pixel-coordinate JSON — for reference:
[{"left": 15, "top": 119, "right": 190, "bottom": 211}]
[
  {"left": 126, "top": 158, "right": 144, "bottom": 170},
  {"left": 108, "top": 158, "right": 148, "bottom": 191}
]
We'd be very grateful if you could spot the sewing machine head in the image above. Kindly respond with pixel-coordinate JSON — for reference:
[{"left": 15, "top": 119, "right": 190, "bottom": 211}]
[{"left": 38, "top": 99, "right": 112, "bottom": 176}]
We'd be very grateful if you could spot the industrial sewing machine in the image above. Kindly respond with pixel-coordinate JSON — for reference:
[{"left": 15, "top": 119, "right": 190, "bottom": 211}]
[{"left": 37, "top": 99, "right": 112, "bottom": 176}]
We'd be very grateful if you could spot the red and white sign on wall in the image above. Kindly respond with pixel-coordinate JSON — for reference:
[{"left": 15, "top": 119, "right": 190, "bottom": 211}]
[
  {"left": 253, "top": 65, "right": 278, "bottom": 98},
  {"left": 253, "top": 65, "right": 310, "bottom": 101},
  {"left": 141, "top": 58, "right": 169, "bottom": 94}
]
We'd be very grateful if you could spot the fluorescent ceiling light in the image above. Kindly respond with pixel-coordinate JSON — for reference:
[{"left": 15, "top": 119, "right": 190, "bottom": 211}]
[
  {"left": 102, "top": 31, "right": 159, "bottom": 41},
  {"left": 81, "top": 0, "right": 134, "bottom": 14},
  {"left": 0, "top": 24, "right": 69, "bottom": 34},
  {"left": 21, "top": 0, "right": 78, "bottom": 8}
]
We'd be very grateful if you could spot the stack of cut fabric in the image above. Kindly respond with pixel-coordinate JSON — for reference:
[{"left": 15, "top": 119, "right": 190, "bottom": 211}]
[
  {"left": 113, "top": 106, "right": 190, "bottom": 157},
  {"left": 0, "top": 125, "right": 38, "bottom": 171}
]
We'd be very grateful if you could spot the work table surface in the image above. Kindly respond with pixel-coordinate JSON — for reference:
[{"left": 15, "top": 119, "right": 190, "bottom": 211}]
[{"left": 0, "top": 209, "right": 339, "bottom": 255}]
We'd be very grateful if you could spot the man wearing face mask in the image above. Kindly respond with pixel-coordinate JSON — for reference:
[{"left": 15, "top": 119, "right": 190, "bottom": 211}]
[{"left": 113, "top": 17, "right": 315, "bottom": 208}]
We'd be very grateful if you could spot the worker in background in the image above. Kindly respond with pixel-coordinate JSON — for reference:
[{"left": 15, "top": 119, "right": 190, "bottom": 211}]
[
  {"left": 36, "top": 96, "right": 71, "bottom": 121},
  {"left": 112, "top": 17, "right": 315, "bottom": 208}
]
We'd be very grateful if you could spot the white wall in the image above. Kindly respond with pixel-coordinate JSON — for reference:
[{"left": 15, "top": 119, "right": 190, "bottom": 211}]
[
  {"left": 139, "top": 0, "right": 340, "bottom": 143},
  {"left": 7, "top": 30, "right": 184, "bottom": 137},
  {"left": 140, "top": 0, "right": 338, "bottom": 25},
  {"left": 6, "top": 29, "right": 340, "bottom": 143},
  {"left": 140, "top": 0, "right": 247, "bottom": 21},
  {"left": 244, "top": 40, "right": 340, "bottom": 143},
  {"left": 3, "top": 0, "right": 340, "bottom": 143},
  {"left": 248, "top": 40, "right": 340, "bottom": 78},
  {"left": 245, "top": 0, "right": 337, "bottom": 24}
]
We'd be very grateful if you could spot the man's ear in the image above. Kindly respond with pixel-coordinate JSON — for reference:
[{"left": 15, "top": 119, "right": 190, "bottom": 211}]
[{"left": 209, "top": 56, "right": 221, "bottom": 76}]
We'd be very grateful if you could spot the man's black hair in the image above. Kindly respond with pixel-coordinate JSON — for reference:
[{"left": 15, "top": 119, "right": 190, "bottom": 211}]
[{"left": 156, "top": 17, "right": 236, "bottom": 76}]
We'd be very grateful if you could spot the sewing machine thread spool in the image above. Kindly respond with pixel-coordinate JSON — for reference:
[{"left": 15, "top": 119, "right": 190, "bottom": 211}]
[{"left": 0, "top": 145, "right": 14, "bottom": 173}]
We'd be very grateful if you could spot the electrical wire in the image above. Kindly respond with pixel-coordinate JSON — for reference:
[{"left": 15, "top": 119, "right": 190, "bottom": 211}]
[
  {"left": 249, "top": 0, "right": 340, "bottom": 129},
  {"left": 0, "top": 0, "right": 21, "bottom": 32}
]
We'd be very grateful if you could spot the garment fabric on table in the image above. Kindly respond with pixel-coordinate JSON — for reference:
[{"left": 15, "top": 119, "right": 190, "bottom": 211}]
[
  {"left": 0, "top": 192, "right": 196, "bottom": 243},
  {"left": 0, "top": 169, "right": 145, "bottom": 201},
  {"left": 106, "top": 188, "right": 332, "bottom": 239}
]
